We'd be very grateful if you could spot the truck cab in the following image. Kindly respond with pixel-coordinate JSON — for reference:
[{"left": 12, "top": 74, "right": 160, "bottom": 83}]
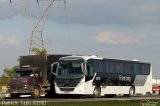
[{"left": 7, "top": 66, "right": 42, "bottom": 98}]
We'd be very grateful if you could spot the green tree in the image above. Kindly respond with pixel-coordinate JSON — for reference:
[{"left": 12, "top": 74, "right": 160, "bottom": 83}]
[
  {"left": 3, "top": 65, "right": 19, "bottom": 79},
  {"left": 0, "top": 75, "right": 10, "bottom": 86},
  {"left": 32, "top": 47, "right": 47, "bottom": 56}
]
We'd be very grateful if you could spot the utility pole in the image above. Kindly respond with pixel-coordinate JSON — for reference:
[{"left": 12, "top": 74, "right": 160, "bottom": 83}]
[
  {"left": 10, "top": 0, "right": 66, "bottom": 55},
  {"left": 29, "top": 0, "right": 55, "bottom": 55}
]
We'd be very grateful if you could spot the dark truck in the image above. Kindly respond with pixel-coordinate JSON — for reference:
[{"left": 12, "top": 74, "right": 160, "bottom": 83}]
[{"left": 7, "top": 54, "right": 68, "bottom": 98}]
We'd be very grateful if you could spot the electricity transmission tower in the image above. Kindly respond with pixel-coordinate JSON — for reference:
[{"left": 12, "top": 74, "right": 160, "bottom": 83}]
[{"left": 10, "top": 0, "right": 66, "bottom": 55}]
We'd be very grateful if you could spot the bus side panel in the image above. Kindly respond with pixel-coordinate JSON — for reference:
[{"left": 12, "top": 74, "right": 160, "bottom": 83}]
[
  {"left": 134, "top": 70, "right": 152, "bottom": 95},
  {"left": 101, "top": 86, "right": 130, "bottom": 95},
  {"left": 84, "top": 77, "right": 96, "bottom": 95}
]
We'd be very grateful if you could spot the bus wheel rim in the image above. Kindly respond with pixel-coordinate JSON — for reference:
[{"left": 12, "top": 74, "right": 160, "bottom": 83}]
[
  {"left": 130, "top": 88, "right": 134, "bottom": 96},
  {"left": 94, "top": 88, "right": 99, "bottom": 96}
]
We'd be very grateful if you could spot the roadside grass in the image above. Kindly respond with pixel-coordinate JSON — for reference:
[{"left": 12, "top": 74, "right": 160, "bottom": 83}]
[
  {"left": 46, "top": 101, "right": 140, "bottom": 106},
  {"left": 45, "top": 100, "right": 160, "bottom": 106},
  {"left": 0, "top": 94, "right": 5, "bottom": 99},
  {"left": 0, "top": 96, "right": 5, "bottom": 99}
]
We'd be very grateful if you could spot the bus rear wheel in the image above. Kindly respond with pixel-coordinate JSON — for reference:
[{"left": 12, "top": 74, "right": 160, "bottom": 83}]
[
  {"left": 129, "top": 86, "right": 135, "bottom": 97},
  {"left": 93, "top": 86, "right": 101, "bottom": 98}
]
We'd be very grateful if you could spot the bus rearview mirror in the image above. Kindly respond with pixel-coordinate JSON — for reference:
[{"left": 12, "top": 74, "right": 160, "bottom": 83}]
[
  {"left": 81, "top": 62, "right": 87, "bottom": 75},
  {"left": 51, "top": 62, "right": 57, "bottom": 75}
]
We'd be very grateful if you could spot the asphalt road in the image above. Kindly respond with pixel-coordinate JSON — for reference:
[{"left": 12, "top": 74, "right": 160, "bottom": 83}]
[{"left": 1, "top": 95, "right": 160, "bottom": 103}]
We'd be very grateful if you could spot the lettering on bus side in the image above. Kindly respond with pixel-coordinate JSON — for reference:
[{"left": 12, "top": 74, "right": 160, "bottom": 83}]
[{"left": 119, "top": 75, "right": 131, "bottom": 82}]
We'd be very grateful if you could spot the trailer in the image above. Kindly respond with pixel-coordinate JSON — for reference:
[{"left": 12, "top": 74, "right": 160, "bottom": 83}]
[{"left": 7, "top": 54, "right": 68, "bottom": 98}]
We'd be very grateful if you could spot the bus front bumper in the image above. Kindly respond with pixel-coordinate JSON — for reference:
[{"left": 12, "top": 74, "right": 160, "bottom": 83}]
[{"left": 55, "top": 86, "right": 85, "bottom": 95}]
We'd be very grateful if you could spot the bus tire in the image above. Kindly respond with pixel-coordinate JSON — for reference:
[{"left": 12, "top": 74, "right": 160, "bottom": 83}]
[
  {"left": 31, "top": 86, "right": 41, "bottom": 99},
  {"left": 93, "top": 86, "right": 101, "bottom": 98},
  {"left": 128, "top": 86, "right": 135, "bottom": 97}
]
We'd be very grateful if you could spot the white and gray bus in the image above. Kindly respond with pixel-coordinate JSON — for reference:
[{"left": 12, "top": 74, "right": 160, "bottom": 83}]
[{"left": 51, "top": 55, "right": 152, "bottom": 97}]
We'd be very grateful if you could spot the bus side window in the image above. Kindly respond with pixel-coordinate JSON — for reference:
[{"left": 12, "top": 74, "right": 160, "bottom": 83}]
[
  {"left": 107, "top": 62, "right": 112, "bottom": 73},
  {"left": 142, "top": 64, "right": 150, "bottom": 75},
  {"left": 135, "top": 64, "right": 141, "bottom": 75}
]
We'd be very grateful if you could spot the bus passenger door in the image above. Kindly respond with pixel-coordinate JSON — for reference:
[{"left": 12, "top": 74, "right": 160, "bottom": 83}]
[
  {"left": 85, "top": 65, "right": 95, "bottom": 82},
  {"left": 84, "top": 65, "right": 96, "bottom": 95}
]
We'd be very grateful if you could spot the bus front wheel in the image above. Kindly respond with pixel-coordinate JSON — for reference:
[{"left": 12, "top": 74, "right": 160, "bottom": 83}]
[{"left": 93, "top": 86, "right": 101, "bottom": 98}]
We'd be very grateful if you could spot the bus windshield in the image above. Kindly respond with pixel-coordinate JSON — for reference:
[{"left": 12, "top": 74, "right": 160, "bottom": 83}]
[{"left": 55, "top": 60, "right": 84, "bottom": 79}]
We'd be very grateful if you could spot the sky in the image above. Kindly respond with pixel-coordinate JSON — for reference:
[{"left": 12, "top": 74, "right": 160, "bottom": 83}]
[{"left": 0, "top": 0, "right": 160, "bottom": 78}]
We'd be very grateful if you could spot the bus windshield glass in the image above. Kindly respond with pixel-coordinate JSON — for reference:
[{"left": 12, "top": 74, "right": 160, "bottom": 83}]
[
  {"left": 55, "top": 60, "right": 84, "bottom": 79},
  {"left": 14, "top": 70, "right": 33, "bottom": 77}
]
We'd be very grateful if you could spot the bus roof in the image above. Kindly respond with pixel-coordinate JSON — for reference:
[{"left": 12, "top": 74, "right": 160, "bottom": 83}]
[
  {"left": 59, "top": 55, "right": 103, "bottom": 61},
  {"left": 59, "top": 55, "right": 150, "bottom": 64}
]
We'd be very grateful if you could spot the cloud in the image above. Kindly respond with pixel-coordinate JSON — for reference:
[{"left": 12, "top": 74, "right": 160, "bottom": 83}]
[
  {"left": 50, "top": 0, "right": 160, "bottom": 25},
  {"left": 0, "top": 36, "right": 20, "bottom": 46},
  {"left": 96, "top": 31, "right": 139, "bottom": 45},
  {"left": 0, "top": 0, "right": 160, "bottom": 25},
  {"left": 0, "top": 0, "right": 7, "bottom": 2}
]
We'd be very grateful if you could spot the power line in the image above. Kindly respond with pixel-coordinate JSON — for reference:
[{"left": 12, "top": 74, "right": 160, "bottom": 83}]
[
  {"left": 10, "top": 0, "right": 68, "bottom": 55},
  {"left": 9, "top": 1, "right": 30, "bottom": 49},
  {"left": 64, "top": 2, "right": 73, "bottom": 53}
]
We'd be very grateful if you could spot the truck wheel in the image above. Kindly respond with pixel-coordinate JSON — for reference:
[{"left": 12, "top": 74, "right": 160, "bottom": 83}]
[
  {"left": 129, "top": 86, "right": 135, "bottom": 97},
  {"left": 11, "top": 94, "right": 20, "bottom": 98},
  {"left": 32, "top": 86, "right": 41, "bottom": 98},
  {"left": 93, "top": 86, "right": 101, "bottom": 98}
]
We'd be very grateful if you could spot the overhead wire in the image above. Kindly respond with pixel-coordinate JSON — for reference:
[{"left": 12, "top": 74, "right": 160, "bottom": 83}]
[
  {"left": 9, "top": 1, "right": 30, "bottom": 51},
  {"left": 63, "top": 1, "right": 73, "bottom": 53},
  {"left": 9, "top": 0, "right": 71, "bottom": 55},
  {"left": 36, "top": 0, "right": 54, "bottom": 54},
  {"left": 40, "top": 0, "right": 70, "bottom": 54},
  {"left": 22, "top": 0, "right": 55, "bottom": 54},
  {"left": 41, "top": 4, "right": 54, "bottom": 54},
  {"left": 20, "top": 0, "right": 38, "bottom": 53},
  {"left": 36, "top": 0, "right": 56, "bottom": 54}
]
